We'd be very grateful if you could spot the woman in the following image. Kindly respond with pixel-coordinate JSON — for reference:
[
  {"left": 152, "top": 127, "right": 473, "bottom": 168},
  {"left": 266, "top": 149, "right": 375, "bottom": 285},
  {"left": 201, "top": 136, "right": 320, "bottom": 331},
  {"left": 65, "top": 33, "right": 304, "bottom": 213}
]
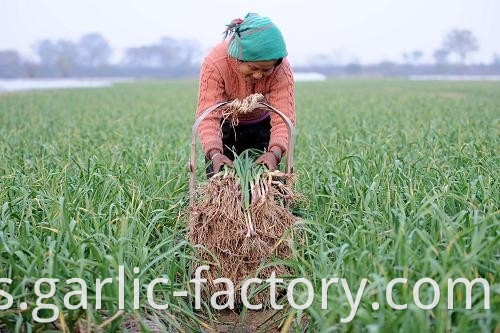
[{"left": 196, "top": 13, "right": 295, "bottom": 176}]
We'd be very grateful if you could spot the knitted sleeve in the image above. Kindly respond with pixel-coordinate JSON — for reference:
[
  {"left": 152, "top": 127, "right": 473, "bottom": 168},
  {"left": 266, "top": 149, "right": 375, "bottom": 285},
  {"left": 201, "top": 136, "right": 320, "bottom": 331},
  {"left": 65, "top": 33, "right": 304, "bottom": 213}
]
[
  {"left": 267, "top": 59, "right": 296, "bottom": 153},
  {"left": 196, "top": 59, "right": 227, "bottom": 155}
]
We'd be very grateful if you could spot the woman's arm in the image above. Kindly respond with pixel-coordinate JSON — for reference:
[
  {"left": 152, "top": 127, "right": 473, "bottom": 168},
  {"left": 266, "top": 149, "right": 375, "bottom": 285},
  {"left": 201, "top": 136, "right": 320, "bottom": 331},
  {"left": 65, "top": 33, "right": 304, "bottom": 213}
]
[
  {"left": 267, "top": 58, "right": 296, "bottom": 155},
  {"left": 196, "top": 59, "right": 227, "bottom": 156}
]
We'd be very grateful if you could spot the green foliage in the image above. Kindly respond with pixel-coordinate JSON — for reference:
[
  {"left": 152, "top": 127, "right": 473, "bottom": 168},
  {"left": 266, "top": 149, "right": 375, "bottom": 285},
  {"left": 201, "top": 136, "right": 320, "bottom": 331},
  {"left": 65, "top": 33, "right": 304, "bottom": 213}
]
[{"left": 0, "top": 79, "right": 498, "bottom": 332}]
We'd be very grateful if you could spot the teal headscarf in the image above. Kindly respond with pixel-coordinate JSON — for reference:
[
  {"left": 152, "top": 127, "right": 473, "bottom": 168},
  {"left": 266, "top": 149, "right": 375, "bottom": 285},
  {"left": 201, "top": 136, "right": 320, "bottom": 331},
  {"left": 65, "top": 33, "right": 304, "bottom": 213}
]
[{"left": 223, "top": 13, "right": 288, "bottom": 61}]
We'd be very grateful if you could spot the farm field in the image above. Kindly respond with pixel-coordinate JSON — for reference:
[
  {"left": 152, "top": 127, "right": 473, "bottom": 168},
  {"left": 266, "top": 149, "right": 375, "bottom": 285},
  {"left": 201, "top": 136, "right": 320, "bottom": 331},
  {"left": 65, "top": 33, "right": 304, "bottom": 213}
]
[{"left": 0, "top": 79, "right": 498, "bottom": 332}]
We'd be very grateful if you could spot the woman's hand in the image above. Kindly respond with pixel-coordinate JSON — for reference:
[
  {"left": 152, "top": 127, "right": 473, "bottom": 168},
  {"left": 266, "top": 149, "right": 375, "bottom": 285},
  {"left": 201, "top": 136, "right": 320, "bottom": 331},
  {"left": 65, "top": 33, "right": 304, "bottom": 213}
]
[
  {"left": 254, "top": 147, "right": 282, "bottom": 171},
  {"left": 209, "top": 150, "right": 233, "bottom": 174}
]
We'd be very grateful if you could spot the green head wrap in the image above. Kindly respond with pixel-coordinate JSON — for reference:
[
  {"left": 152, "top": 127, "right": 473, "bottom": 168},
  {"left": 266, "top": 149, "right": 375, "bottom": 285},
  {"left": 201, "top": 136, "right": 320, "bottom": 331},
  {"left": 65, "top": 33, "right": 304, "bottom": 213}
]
[{"left": 223, "top": 13, "right": 288, "bottom": 61}]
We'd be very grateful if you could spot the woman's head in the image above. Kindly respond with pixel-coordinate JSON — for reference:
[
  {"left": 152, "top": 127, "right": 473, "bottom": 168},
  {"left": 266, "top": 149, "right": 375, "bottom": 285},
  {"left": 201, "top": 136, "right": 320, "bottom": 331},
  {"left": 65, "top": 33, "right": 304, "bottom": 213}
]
[
  {"left": 224, "top": 13, "right": 287, "bottom": 64},
  {"left": 237, "top": 58, "right": 282, "bottom": 82}
]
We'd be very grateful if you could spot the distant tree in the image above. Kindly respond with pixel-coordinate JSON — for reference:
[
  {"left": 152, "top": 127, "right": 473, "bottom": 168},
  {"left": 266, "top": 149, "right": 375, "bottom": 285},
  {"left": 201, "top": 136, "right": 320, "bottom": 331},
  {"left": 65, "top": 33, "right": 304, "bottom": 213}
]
[
  {"left": 54, "top": 40, "right": 78, "bottom": 76},
  {"left": 34, "top": 39, "right": 59, "bottom": 67},
  {"left": 493, "top": 53, "right": 500, "bottom": 66},
  {"left": 433, "top": 48, "right": 449, "bottom": 65},
  {"left": 0, "top": 50, "right": 21, "bottom": 65},
  {"left": 0, "top": 50, "right": 24, "bottom": 77},
  {"left": 124, "top": 45, "right": 166, "bottom": 68},
  {"left": 402, "top": 52, "right": 410, "bottom": 64},
  {"left": 77, "top": 33, "right": 112, "bottom": 67},
  {"left": 178, "top": 38, "right": 201, "bottom": 66},
  {"left": 442, "top": 29, "right": 479, "bottom": 63},
  {"left": 402, "top": 50, "right": 423, "bottom": 64},
  {"left": 160, "top": 37, "right": 193, "bottom": 66},
  {"left": 33, "top": 39, "right": 78, "bottom": 76},
  {"left": 124, "top": 37, "right": 199, "bottom": 68},
  {"left": 22, "top": 61, "right": 37, "bottom": 78},
  {"left": 345, "top": 62, "right": 361, "bottom": 74},
  {"left": 412, "top": 50, "right": 423, "bottom": 64}
]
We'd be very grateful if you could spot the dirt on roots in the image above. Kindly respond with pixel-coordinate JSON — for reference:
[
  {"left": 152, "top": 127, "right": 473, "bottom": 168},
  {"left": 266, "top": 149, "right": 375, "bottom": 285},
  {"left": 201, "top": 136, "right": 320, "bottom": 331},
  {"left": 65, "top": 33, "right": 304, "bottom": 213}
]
[{"left": 188, "top": 171, "right": 301, "bottom": 305}]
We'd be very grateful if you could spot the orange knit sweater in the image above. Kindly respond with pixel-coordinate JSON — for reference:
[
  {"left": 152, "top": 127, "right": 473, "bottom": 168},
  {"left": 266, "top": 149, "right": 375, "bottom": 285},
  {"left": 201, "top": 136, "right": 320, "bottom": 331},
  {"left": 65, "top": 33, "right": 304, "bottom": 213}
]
[{"left": 196, "top": 41, "right": 295, "bottom": 155}]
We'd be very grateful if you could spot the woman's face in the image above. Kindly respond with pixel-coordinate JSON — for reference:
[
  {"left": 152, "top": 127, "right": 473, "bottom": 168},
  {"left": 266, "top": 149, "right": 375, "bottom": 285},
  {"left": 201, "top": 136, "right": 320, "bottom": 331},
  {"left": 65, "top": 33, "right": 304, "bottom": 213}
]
[{"left": 237, "top": 60, "right": 279, "bottom": 83}]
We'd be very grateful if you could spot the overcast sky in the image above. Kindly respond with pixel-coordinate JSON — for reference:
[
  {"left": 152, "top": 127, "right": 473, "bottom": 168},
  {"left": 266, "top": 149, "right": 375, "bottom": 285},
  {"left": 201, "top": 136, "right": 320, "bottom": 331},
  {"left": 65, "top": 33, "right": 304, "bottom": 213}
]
[{"left": 1, "top": 0, "right": 499, "bottom": 65}]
